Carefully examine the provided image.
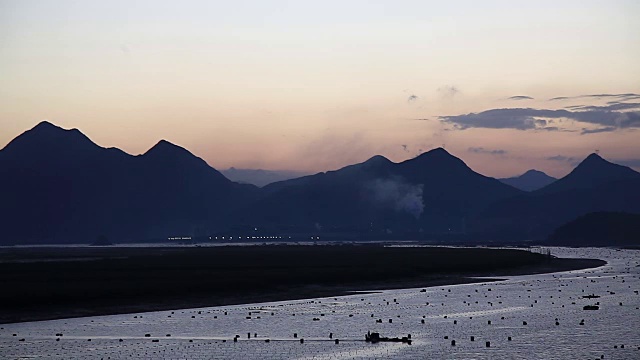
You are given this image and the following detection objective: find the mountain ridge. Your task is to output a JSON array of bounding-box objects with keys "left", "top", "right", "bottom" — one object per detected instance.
[
  {"left": 0, "top": 122, "right": 259, "bottom": 244},
  {"left": 2, "top": 122, "right": 639, "bottom": 244}
]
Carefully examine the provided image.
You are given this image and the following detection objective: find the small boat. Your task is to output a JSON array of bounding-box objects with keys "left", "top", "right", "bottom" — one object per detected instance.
[
  {"left": 365, "top": 331, "right": 412, "bottom": 344},
  {"left": 582, "top": 294, "right": 600, "bottom": 299}
]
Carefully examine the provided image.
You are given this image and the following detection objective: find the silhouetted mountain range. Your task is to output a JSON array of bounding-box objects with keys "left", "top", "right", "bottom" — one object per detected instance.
[
  {"left": 1, "top": 122, "right": 639, "bottom": 245},
  {"left": 474, "top": 153, "right": 640, "bottom": 241},
  {"left": 499, "top": 170, "right": 556, "bottom": 191},
  {"left": 0, "top": 122, "right": 258, "bottom": 244},
  {"left": 251, "top": 148, "right": 520, "bottom": 235}
]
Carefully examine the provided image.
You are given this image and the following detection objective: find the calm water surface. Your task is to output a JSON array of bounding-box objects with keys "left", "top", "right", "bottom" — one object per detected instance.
[{"left": 1, "top": 247, "right": 638, "bottom": 359}]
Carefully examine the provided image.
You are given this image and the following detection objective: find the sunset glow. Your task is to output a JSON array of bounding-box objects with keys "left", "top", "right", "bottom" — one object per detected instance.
[{"left": 2, "top": 0, "right": 639, "bottom": 177}]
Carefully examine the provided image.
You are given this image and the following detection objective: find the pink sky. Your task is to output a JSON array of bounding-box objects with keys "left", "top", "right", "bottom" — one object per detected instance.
[{"left": 1, "top": 1, "right": 639, "bottom": 177}]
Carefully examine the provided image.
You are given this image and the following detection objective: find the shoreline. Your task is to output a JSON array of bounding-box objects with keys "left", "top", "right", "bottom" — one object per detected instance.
[{"left": 0, "top": 246, "right": 605, "bottom": 324}]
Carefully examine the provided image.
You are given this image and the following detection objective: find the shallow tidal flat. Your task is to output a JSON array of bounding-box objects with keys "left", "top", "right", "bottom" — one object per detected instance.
[
  {"left": 1, "top": 247, "right": 639, "bottom": 359},
  {"left": 0, "top": 245, "right": 601, "bottom": 324}
]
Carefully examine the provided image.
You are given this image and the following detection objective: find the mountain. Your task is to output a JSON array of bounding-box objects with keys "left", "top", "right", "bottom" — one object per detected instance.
[
  {"left": 0, "top": 122, "right": 259, "bottom": 244},
  {"left": 249, "top": 148, "right": 522, "bottom": 235},
  {"left": 499, "top": 169, "right": 556, "bottom": 191},
  {"left": 3, "top": 122, "right": 639, "bottom": 245},
  {"left": 537, "top": 153, "right": 640, "bottom": 194},
  {"left": 221, "top": 168, "right": 310, "bottom": 187},
  {"left": 547, "top": 212, "right": 640, "bottom": 247},
  {"left": 473, "top": 154, "right": 640, "bottom": 241}
]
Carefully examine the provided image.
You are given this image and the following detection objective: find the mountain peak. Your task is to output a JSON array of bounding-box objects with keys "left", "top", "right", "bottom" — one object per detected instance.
[
  {"left": 574, "top": 153, "right": 615, "bottom": 172},
  {"left": 537, "top": 153, "right": 640, "bottom": 193},
  {"left": 581, "top": 152, "right": 605, "bottom": 164},
  {"left": 431, "top": 147, "right": 449, "bottom": 153},
  {"left": 499, "top": 169, "right": 556, "bottom": 191},
  {"left": 364, "top": 155, "right": 391, "bottom": 165},
  {"left": 411, "top": 147, "right": 455, "bottom": 160},
  {"left": 26, "top": 121, "right": 89, "bottom": 140},
  {"left": 155, "top": 139, "right": 175, "bottom": 148},
  {"left": 421, "top": 147, "right": 449, "bottom": 156},
  {"left": 522, "top": 169, "right": 545, "bottom": 176},
  {"left": 145, "top": 139, "right": 187, "bottom": 155},
  {"left": 32, "top": 120, "right": 59, "bottom": 130},
  {"left": 142, "top": 139, "right": 218, "bottom": 172},
  {"left": 405, "top": 147, "right": 461, "bottom": 166},
  {"left": 29, "top": 121, "right": 86, "bottom": 138},
  {"left": 1, "top": 121, "right": 97, "bottom": 155}
]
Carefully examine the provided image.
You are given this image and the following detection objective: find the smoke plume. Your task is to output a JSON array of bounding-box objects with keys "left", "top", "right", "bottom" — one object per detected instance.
[{"left": 365, "top": 177, "right": 424, "bottom": 219}]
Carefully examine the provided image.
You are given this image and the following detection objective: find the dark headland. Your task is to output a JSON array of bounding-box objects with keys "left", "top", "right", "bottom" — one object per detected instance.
[{"left": 0, "top": 245, "right": 604, "bottom": 324}]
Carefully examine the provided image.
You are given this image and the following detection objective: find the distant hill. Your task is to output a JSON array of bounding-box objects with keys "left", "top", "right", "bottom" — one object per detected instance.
[
  {"left": 0, "top": 121, "right": 258, "bottom": 244},
  {"left": 221, "top": 168, "right": 309, "bottom": 187},
  {"left": 499, "top": 169, "right": 556, "bottom": 191},
  {"left": 474, "top": 154, "right": 640, "bottom": 241},
  {"left": 547, "top": 212, "right": 640, "bottom": 246},
  {"left": 250, "top": 148, "right": 522, "bottom": 235}
]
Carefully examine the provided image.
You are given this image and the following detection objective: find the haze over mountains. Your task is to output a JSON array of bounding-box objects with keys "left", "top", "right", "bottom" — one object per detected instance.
[
  {"left": 221, "top": 168, "right": 310, "bottom": 187},
  {"left": 499, "top": 170, "right": 557, "bottom": 191},
  {"left": 1, "top": 122, "right": 639, "bottom": 245}
]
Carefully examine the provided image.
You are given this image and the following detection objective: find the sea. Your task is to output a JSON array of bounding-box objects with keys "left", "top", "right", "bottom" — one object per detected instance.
[{"left": 1, "top": 247, "right": 638, "bottom": 359}]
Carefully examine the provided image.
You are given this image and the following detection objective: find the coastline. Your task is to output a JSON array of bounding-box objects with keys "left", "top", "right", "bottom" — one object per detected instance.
[{"left": 0, "top": 246, "right": 605, "bottom": 324}]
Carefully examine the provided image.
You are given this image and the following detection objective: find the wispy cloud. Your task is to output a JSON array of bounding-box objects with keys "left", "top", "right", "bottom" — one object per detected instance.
[
  {"left": 438, "top": 85, "right": 459, "bottom": 97},
  {"left": 439, "top": 107, "right": 640, "bottom": 133},
  {"left": 468, "top": 147, "right": 507, "bottom": 155},
  {"left": 538, "top": 126, "right": 565, "bottom": 132},
  {"left": 507, "top": 95, "right": 534, "bottom": 100},
  {"left": 568, "top": 102, "right": 640, "bottom": 112},
  {"left": 547, "top": 155, "right": 575, "bottom": 162},
  {"left": 580, "top": 126, "right": 617, "bottom": 135},
  {"left": 549, "top": 93, "right": 640, "bottom": 101},
  {"left": 407, "top": 94, "right": 418, "bottom": 103},
  {"left": 612, "top": 158, "right": 640, "bottom": 169}
]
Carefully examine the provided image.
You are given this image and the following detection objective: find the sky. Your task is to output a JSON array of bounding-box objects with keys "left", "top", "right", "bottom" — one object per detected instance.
[{"left": 1, "top": 0, "right": 639, "bottom": 177}]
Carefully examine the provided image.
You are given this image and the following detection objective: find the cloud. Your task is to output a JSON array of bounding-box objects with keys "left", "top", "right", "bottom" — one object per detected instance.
[
  {"left": 537, "top": 126, "right": 564, "bottom": 132},
  {"left": 468, "top": 147, "right": 507, "bottom": 155},
  {"left": 120, "top": 44, "right": 131, "bottom": 54},
  {"left": 549, "top": 93, "right": 640, "bottom": 101},
  {"left": 440, "top": 108, "right": 559, "bottom": 130},
  {"left": 439, "top": 107, "right": 640, "bottom": 132},
  {"left": 580, "top": 126, "right": 617, "bottom": 135},
  {"left": 612, "top": 158, "right": 640, "bottom": 169},
  {"left": 508, "top": 95, "right": 534, "bottom": 100},
  {"left": 438, "top": 85, "right": 459, "bottom": 97},
  {"left": 365, "top": 177, "right": 424, "bottom": 219},
  {"left": 569, "top": 103, "right": 640, "bottom": 112},
  {"left": 407, "top": 94, "right": 418, "bottom": 103},
  {"left": 547, "top": 155, "right": 575, "bottom": 162}
]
